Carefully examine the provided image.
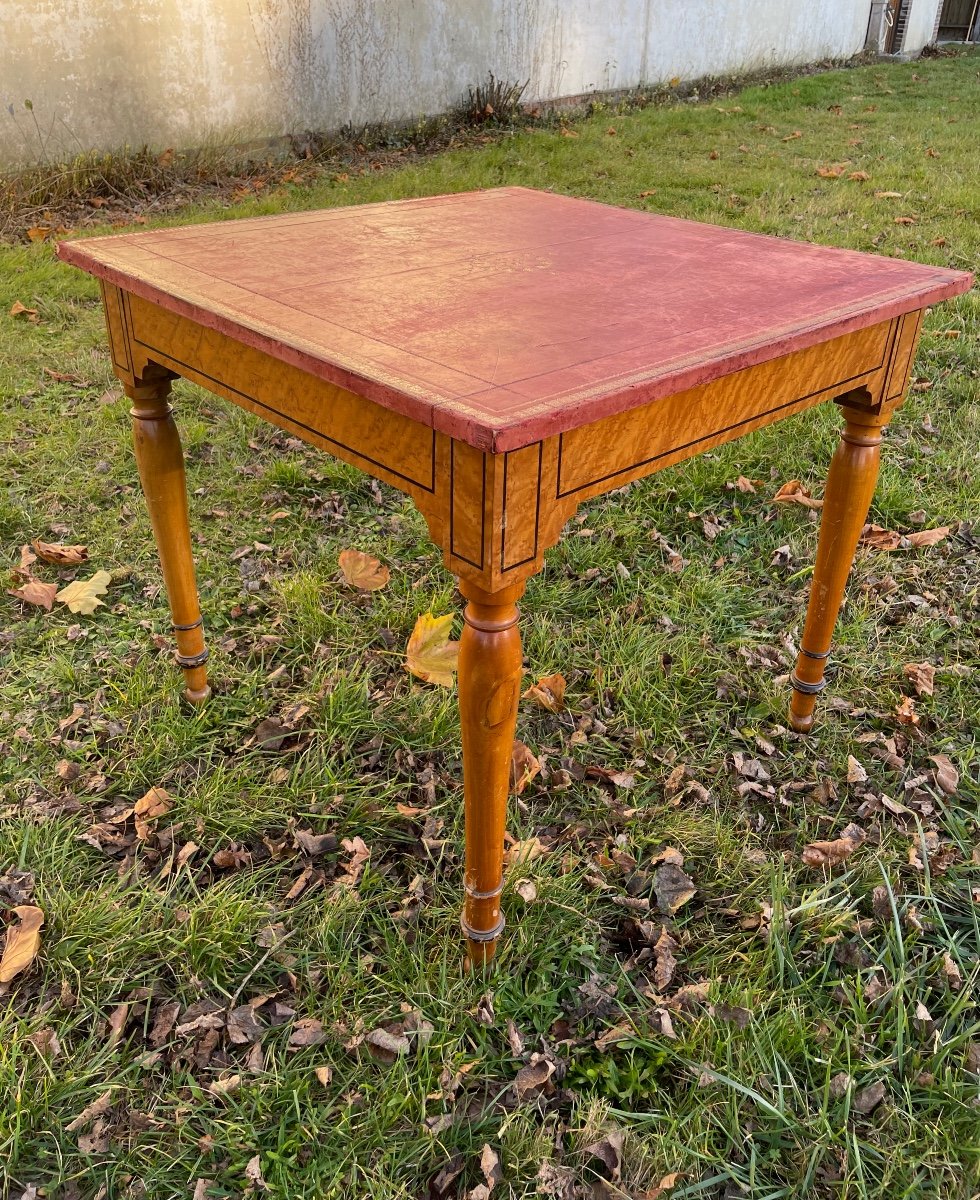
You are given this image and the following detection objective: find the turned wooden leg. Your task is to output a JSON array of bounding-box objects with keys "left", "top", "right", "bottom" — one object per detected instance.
[
  {"left": 458, "top": 578, "right": 525, "bottom": 967},
  {"left": 789, "top": 404, "right": 887, "bottom": 733},
  {"left": 127, "top": 376, "right": 210, "bottom": 705}
]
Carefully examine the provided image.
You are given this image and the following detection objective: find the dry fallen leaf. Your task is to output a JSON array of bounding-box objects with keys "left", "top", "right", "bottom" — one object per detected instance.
[
  {"left": 9, "top": 300, "right": 39, "bottom": 321},
  {"left": 55, "top": 569, "right": 111, "bottom": 615},
  {"left": 0, "top": 905, "right": 45, "bottom": 982},
  {"left": 504, "top": 836, "right": 548, "bottom": 866},
  {"left": 510, "top": 741, "right": 540, "bottom": 795},
  {"left": 133, "top": 786, "right": 172, "bottom": 840},
  {"left": 32, "top": 539, "right": 89, "bottom": 566},
  {"left": 852, "top": 1079, "right": 887, "bottom": 1114},
  {"left": 802, "top": 822, "right": 866, "bottom": 868},
  {"left": 8, "top": 578, "right": 58, "bottom": 610},
  {"left": 929, "top": 753, "right": 958, "bottom": 796},
  {"left": 906, "top": 526, "right": 950, "bottom": 547},
  {"left": 903, "top": 662, "right": 935, "bottom": 697},
  {"left": 522, "top": 673, "right": 566, "bottom": 713},
  {"left": 860, "top": 524, "right": 903, "bottom": 550},
  {"left": 849, "top": 170, "right": 870, "bottom": 181},
  {"left": 405, "top": 612, "right": 459, "bottom": 687},
  {"left": 846, "top": 756, "right": 868, "bottom": 784},
  {"left": 894, "top": 696, "right": 919, "bottom": 727},
  {"left": 337, "top": 548, "right": 390, "bottom": 592},
  {"left": 653, "top": 863, "right": 696, "bottom": 914},
  {"left": 773, "top": 480, "right": 823, "bottom": 509}
]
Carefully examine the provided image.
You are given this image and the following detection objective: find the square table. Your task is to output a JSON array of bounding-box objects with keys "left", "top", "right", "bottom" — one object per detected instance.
[{"left": 58, "top": 187, "right": 971, "bottom": 965}]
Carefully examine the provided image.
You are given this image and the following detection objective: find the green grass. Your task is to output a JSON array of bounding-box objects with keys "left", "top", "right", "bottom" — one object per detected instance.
[{"left": 2, "top": 52, "right": 979, "bottom": 1200}]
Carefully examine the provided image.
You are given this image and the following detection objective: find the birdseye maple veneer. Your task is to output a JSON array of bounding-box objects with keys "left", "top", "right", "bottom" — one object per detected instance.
[{"left": 58, "top": 187, "right": 971, "bottom": 964}]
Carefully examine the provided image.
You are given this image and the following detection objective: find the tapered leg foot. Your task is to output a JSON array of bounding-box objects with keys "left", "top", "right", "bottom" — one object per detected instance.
[
  {"left": 127, "top": 376, "right": 210, "bottom": 705},
  {"left": 457, "top": 579, "right": 525, "bottom": 967},
  {"left": 789, "top": 405, "right": 887, "bottom": 732}
]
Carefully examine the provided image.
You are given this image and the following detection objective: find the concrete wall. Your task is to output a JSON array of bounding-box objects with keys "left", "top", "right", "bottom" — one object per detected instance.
[{"left": 0, "top": 0, "right": 943, "bottom": 168}]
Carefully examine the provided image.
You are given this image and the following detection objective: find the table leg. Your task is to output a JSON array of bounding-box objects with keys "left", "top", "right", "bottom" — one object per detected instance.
[
  {"left": 457, "top": 578, "right": 525, "bottom": 967},
  {"left": 789, "top": 404, "right": 887, "bottom": 732},
  {"left": 127, "top": 377, "right": 211, "bottom": 705}
]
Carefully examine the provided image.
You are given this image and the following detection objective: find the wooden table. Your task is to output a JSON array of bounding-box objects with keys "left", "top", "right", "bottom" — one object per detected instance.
[{"left": 58, "top": 188, "right": 971, "bottom": 964}]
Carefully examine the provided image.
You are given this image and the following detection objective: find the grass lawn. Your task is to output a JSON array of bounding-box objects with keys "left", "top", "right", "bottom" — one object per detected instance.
[{"left": 1, "top": 50, "right": 978, "bottom": 1200}]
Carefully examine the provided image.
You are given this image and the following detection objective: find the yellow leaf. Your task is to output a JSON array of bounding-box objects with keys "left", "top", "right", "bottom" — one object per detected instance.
[
  {"left": 522, "top": 673, "right": 566, "bottom": 713},
  {"left": 0, "top": 905, "right": 45, "bottom": 983},
  {"left": 404, "top": 612, "right": 459, "bottom": 687},
  {"left": 27, "top": 226, "right": 51, "bottom": 242},
  {"left": 55, "top": 569, "right": 111, "bottom": 614},
  {"left": 32, "top": 539, "right": 88, "bottom": 565},
  {"left": 338, "top": 548, "right": 390, "bottom": 591}
]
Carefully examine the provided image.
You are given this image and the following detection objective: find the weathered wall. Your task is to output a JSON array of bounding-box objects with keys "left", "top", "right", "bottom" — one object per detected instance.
[{"left": 0, "top": 0, "right": 943, "bottom": 167}]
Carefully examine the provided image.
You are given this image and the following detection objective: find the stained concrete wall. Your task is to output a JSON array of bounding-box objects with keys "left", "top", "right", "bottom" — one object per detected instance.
[{"left": 0, "top": 0, "right": 943, "bottom": 167}]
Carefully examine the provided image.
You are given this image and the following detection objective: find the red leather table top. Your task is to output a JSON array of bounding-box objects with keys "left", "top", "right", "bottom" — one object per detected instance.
[{"left": 59, "top": 187, "right": 972, "bottom": 452}]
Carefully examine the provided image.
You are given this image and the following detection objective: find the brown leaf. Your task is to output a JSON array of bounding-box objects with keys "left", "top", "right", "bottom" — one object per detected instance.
[
  {"left": 55, "top": 569, "right": 111, "bottom": 615},
  {"left": 513, "top": 1055, "right": 555, "bottom": 1097},
  {"left": 846, "top": 756, "right": 868, "bottom": 784},
  {"left": 653, "top": 926, "right": 678, "bottom": 991},
  {"left": 522, "top": 673, "right": 566, "bottom": 713},
  {"left": 781, "top": 130, "right": 802, "bottom": 141},
  {"left": 337, "top": 548, "right": 390, "bottom": 591},
  {"left": 735, "top": 475, "right": 758, "bottom": 493},
  {"left": 852, "top": 1079, "right": 887, "bottom": 1114},
  {"left": 292, "top": 828, "right": 338, "bottom": 856},
  {"left": 894, "top": 696, "right": 919, "bottom": 727},
  {"left": 65, "top": 1089, "right": 113, "bottom": 1132},
  {"left": 653, "top": 863, "right": 696, "bottom": 914},
  {"left": 289, "top": 1018, "right": 327, "bottom": 1048},
  {"left": 642, "top": 1173, "right": 683, "bottom": 1199},
  {"left": 816, "top": 163, "right": 846, "bottom": 178},
  {"left": 480, "top": 1144, "right": 503, "bottom": 1191},
  {"left": 860, "top": 523, "right": 903, "bottom": 550},
  {"left": 510, "top": 741, "right": 541, "bottom": 795},
  {"left": 893, "top": 215, "right": 917, "bottom": 225},
  {"left": 906, "top": 526, "right": 950, "bottom": 547},
  {"left": 903, "top": 662, "right": 935, "bottom": 697},
  {"left": 802, "top": 822, "right": 866, "bottom": 868},
  {"left": 32, "top": 539, "right": 88, "bottom": 566},
  {"left": 875, "top": 190, "right": 903, "bottom": 199},
  {"left": 929, "top": 753, "right": 958, "bottom": 796},
  {"left": 8, "top": 578, "right": 58, "bottom": 610},
  {"left": 773, "top": 479, "right": 823, "bottom": 509},
  {"left": 515, "top": 879, "right": 538, "bottom": 902},
  {"left": 134, "top": 786, "right": 172, "bottom": 840},
  {"left": 404, "top": 612, "right": 459, "bottom": 687},
  {"left": 504, "top": 836, "right": 548, "bottom": 866},
  {"left": 9, "top": 300, "right": 39, "bottom": 321},
  {"left": 0, "top": 905, "right": 45, "bottom": 982},
  {"left": 585, "top": 1130, "right": 624, "bottom": 1180},
  {"left": 364, "top": 1025, "right": 410, "bottom": 1063}
]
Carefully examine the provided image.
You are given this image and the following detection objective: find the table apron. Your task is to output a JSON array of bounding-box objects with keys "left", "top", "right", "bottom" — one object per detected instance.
[{"left": 554, "top": 316, "right": 914, "bottom": 500}]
